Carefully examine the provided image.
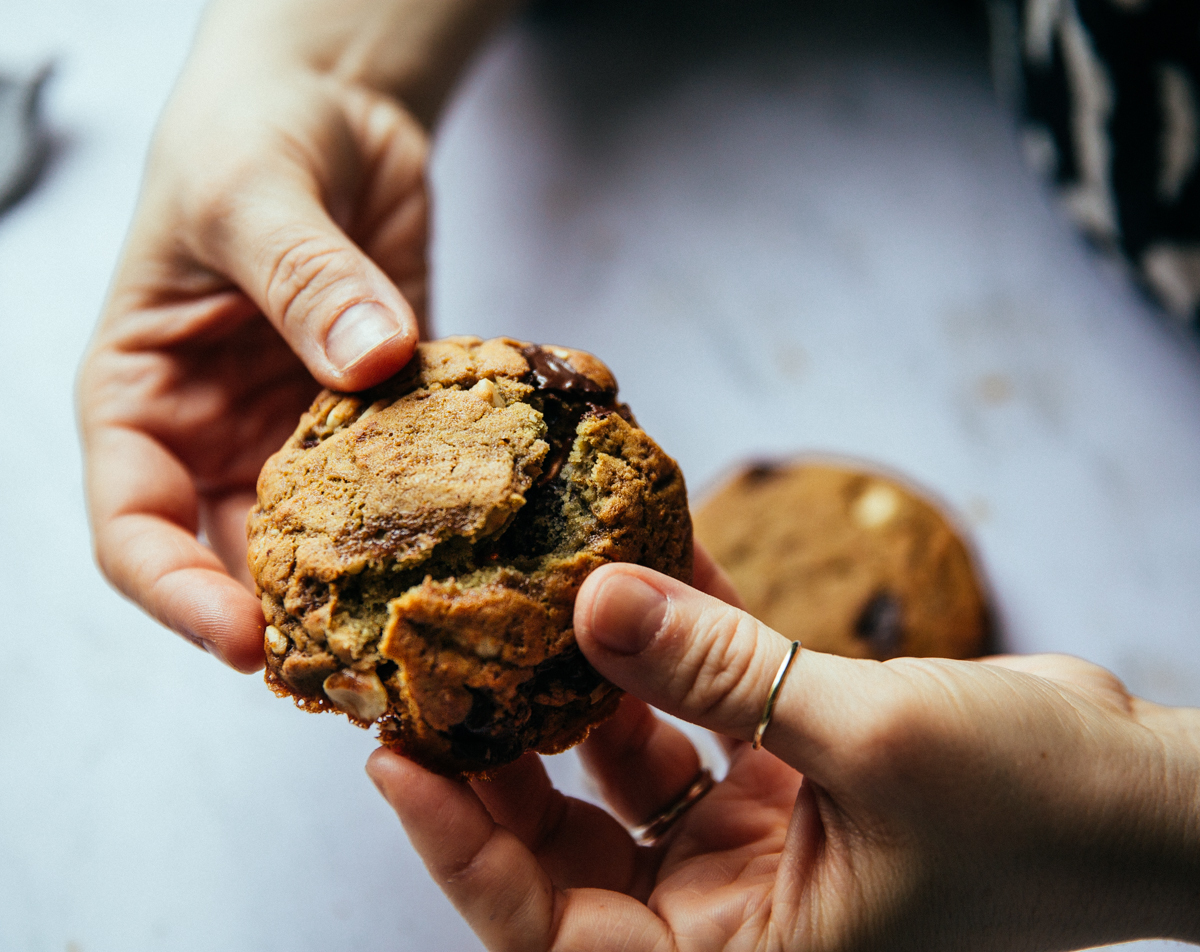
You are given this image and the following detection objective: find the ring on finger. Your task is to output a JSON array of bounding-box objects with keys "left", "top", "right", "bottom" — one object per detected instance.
[
  {"left": 753, "top": 640, "right": 801, "bottom": 750},
  {"left": 629, "top": 767, "right": 716, "bottom": 846}
]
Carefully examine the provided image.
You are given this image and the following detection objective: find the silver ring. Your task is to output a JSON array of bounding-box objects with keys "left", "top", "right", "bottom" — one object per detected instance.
[
  {"left": 753, "top": 641, "right": 800, "bottom": 750},
  {"left": 630, "top": 768, "right": 716, "bottom": 846}
]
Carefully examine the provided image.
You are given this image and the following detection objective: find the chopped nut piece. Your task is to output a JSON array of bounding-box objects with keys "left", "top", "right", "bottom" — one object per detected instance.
[
  {"left": 357, "top": 399, "right": 388, "bottom": 423},
  {"left": 325, "top": 397, "right": 360, "bottom": 431},
  {"left": 469, "top": 377, "right": 505, "bottom": 408},
  {"left": 265, "top": 625, "right": 289, "bottom": 656},
  {"left": 323, "top": 669, "right": 389, "bottom": 722},
  {"left": 853, "top": 483, "right": 900, "bottom": 529},
  {"left": 474, "top": 636, "right": 502, "bottom": 659}
]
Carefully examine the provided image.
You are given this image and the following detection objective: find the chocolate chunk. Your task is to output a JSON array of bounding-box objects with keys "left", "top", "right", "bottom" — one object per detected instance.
[
  {"left": 448, "top": 691, "right": 522, "bottom": 765},
  {"left": 294, "top": 577, "right": 330, "bottom": 613},
  {"left": 521, "top": 344, "right": 611, "bottom": 395},
  {"left": 855, "top": 592, "right": 904, "bottom": 657},
  {"left": 447, "top": 726, "right": 518, "bottom": 766},
  {"left": 522, "top": 645, "right": 605, "bottom": 697},
  {"left": 460, "top": 689, "right": 497, "bottom": 733},
  {"left": 535, "top": 443, "right": 571, "bottom": 487},
  {"left": 743, "top": 461, "right": 782, "bottom": 484},
  {"left": 529, "top": 393, "right": 587, "bottom": 487},
  {"left": 376, "top": 660, "right": 398, "bottom": 682},
  {"left": 583, "top": 401, "right": 635, "bottom": 423}
]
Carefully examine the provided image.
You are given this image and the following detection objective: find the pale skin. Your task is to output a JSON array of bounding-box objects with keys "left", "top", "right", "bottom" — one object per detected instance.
[
  {"left": 371, "top": 554, "right": 1200, "bottom": 951},
  {"left": 77, "top": 1, "right": 1200, "bottom": 948},
  {"left": 78, "top": 0, "right": 520, "bottom": 669}
]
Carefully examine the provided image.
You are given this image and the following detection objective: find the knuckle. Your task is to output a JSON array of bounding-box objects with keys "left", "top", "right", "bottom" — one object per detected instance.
[
  {"left": 527, "top": 792, "right": 571, "bottom": 857},
  {"left": 177, "top": 152, "right": 261, "bottom": 241},
  {"left": 678, "top": 607, "right": 763, "bottom": 724},
  {"left": 168, "top": 157, "right": 272, "bottom": 273},
  {"left": 262, "top": 233, "right": 348, "bottom": 329}
]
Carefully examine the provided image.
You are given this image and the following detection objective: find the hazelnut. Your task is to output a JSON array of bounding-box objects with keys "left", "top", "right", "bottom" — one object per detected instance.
[
  {"left": 323, "top": 669, "right": 389, "bottom": 722},
  {"left": 264, "top": 625, "right": 289, "bottom": 656}
]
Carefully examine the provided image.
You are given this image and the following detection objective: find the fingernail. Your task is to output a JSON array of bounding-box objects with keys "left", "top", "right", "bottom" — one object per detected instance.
[
  {"left": 589, "top": 573, "right": 668, "bottom": 655},
  {"left": 325, "top": 302, "right": 401, "bottom": 371}
]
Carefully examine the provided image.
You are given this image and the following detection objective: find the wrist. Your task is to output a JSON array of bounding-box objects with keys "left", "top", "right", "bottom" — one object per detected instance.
[
  {"left": 1135, "top": 704, "right": 1200, "bottom": 943},
  {"left": 997, "top": 696, "right": 1200, "bottom": 950},
  {"left": 197, "top": 0, "right": 523, "bottom": 126}
]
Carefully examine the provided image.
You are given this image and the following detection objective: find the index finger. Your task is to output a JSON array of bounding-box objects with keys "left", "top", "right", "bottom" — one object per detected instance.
[
  {"left": 692, "top": 539, "right": 745, "bottom": 609},
  {"left": 85, "top": 421, "right": 265, "bottom": 672},
  {"left": 367, "top": 749, "right": 672, "bottom": 952}
]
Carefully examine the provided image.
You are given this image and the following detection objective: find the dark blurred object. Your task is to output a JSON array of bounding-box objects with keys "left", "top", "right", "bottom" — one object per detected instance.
[
  {"left": 517, "top": 0, "right": 989, "bottom": 164},
  {"left": 528, "top": 0, "right": 986, "bottom": 56},
  {"left": 991, "top": 0, "right": 1200, "bottom": 325},
  {"left": 0, "top": 63, "right": 53, "bottom": 214}
]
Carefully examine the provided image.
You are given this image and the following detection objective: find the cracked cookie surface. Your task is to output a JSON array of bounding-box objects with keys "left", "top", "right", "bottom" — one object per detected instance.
[{"left": 247, "top": 336, "right": 692, "bottom": 776}]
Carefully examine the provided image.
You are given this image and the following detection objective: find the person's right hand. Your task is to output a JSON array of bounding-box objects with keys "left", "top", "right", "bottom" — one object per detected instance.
[
  {"left": 372, "top": 561, "right": 1200, "bottom": 951},
  {"left": 77, "top": 2, "right": 432, "bottom": 671}
]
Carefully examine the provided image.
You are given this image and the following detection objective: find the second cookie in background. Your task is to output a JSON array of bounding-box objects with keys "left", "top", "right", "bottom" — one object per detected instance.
[{"left": 694, "top": 461, "right": 992, "bottom": 660}]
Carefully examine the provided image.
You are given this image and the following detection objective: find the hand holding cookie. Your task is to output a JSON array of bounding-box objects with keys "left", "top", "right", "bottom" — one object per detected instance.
[
  {"left": 77, "top": 0, "right": 449, "bottom": 670},
  {"left": 369, "top": 557, "right": 1200, "bottom": 952}
]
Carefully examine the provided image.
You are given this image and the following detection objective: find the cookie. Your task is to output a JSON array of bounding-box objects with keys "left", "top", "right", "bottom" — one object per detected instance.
[
  {"left": 247, "top": 336, "right": 692, "bottom": 777},
  {"left": 693, "top": 461, "right": 990, "bottom": 660}
]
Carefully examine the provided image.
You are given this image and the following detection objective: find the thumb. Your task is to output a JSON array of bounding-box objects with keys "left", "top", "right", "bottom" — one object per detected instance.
[
  {"left": 209, "top": 173, "right": 418, "bottom": 390},
  {"left": 574, "top": 563, "right": 890, "bottom": 779}
]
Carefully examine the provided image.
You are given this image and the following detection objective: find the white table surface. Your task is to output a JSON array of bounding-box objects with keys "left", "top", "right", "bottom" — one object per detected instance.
[{"left": 1, "top": 1, "right": 1197, "bottom": 949}]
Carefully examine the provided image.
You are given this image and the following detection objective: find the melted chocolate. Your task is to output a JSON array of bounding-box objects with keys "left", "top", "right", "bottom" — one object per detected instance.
[
  {"left": 521, "top": 344, "right": 612, "bottom": 395},
  {"left": 517, "top": 345, "right": 634, "bottom": 487},
  {"left": 854, "top": 591, "right": 905, "bottom": 657},
  {"left": 375, "top": 660, "right": 398, "bottom": 682},
  {"left": 584, "top": 402, "right": 637, "bottom": 425},
  {"left": 532, "top": 399, "right": 633, "bottom": 488},
  {"left": 447, "top": 690, "right": 522, "bottom": 766},
  {"left": 536, "top": 445, "right": 571, "bottom": 487},
  {"left": 293, "top": 576, "right": 330, "bottom": 613},
  {"left": 472, "top": 346, "right": 635, "bottom": 567},
  {"left": 528, "top": 392, "right": 580, "bottom": 487},
  {"left": 521, "top": 644, "right": 605, "bottom": 697}
]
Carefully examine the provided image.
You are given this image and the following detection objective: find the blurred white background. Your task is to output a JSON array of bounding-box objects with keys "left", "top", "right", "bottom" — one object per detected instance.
[{"left": 1, "top": 0, "right": 1197, "bottom": 949}]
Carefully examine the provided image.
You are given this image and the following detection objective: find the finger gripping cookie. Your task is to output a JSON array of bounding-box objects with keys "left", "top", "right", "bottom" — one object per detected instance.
[{"left": 247, "top": 336, "right": 692, "bottom": 777}]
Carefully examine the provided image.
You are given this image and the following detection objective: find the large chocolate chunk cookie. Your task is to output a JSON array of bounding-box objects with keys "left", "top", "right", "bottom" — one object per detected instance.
[{"left": 247, "top": 336, "right": 692, "bottom": 777}]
